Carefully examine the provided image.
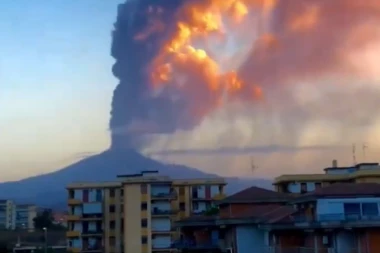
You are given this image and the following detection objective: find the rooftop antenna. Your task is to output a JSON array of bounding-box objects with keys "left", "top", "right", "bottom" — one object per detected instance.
[
  {"left": 250, "top": 157, "right": 257, "bottom": 174},
  {"left": 352, "top": 143, "right": 357, "bottom": 165},
  {"left": 363, "top": 142, "right": 368, "bottom": 161}
]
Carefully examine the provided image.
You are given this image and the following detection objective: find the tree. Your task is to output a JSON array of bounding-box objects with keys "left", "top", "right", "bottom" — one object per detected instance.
[
  {"left": 33, "top": 209, "right": 54, "bottom": 230},
  {"left": 204, "top": 206, "right": 219, "bottom": 216}
]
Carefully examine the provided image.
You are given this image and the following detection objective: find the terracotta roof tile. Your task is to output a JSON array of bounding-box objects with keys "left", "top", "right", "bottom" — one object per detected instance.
[{"left": 219, "top": 186, "right": 292, "bottom": 204}]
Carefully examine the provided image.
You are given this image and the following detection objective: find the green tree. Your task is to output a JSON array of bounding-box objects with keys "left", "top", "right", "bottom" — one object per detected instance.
[
  {"left": 33, "top": 209, "right": 54, "bottom": 230},
  {"left": 204, "top": 206, "right": 219, "bottom": 216}
]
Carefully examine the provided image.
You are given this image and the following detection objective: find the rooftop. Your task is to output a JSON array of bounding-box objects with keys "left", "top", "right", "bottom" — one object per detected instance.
[{"left": 218, "top": 186, "right": 291, "bottom": 205}]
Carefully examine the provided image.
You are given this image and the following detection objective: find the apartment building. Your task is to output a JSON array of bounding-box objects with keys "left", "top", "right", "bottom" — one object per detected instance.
[
  {"left": 176, "top": 183, "right": 380, "bottom": 253},
  {"left": 0, "top": 199, "right": 15, "bottom": 229},
  {"left": 15, "top": 204, "right": 38, "bottom": 231},
  {"left": 66, "top": 171, "right": 226, "bottom": 253},
  {"left": 274, "top": 160, "right": 380, "bottom": 194}
]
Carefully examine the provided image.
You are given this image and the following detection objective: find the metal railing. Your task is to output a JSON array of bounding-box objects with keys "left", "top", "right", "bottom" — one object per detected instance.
[
  {"left": 151, "top": 192, "right": 177, "bottom": 198},
  {"left": 172, "top": 240, "right": 219, "bottom": 250},
  {"left": 151, "top": 208, "right": 177, "bottom": 215}
]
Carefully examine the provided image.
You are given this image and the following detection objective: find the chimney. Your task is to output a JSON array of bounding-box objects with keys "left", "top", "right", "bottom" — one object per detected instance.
[{"left": 332, "top": 159, "right": 338, "bottom": 168}]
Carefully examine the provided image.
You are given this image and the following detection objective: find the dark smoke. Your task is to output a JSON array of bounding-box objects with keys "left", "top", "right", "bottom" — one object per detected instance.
[{"left": 110, "top": 0, "right": 186, "bottom": 149}]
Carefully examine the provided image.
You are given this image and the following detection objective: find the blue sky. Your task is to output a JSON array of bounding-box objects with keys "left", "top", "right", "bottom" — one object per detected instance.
[{"left": 0, "top": 0, "right": 123, "bottom": 180}]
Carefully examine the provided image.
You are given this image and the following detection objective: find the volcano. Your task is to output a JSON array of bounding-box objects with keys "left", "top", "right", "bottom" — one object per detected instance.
[{"left": 0, "top": 149, "right": 271, "bottom": 209}]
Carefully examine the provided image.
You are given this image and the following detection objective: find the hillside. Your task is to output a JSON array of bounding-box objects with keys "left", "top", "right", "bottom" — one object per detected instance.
[{"left": 0, "top": 149, "right": 272, "bottom": 209}]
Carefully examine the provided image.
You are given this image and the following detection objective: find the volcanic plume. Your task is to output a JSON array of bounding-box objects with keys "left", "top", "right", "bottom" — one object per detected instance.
[{"left": 110, "top": 0, "right": 380, "bottom": 151}]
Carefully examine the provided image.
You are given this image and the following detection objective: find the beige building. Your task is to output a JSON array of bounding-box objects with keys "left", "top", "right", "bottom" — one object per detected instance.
[
  {"left": 15, "top": 204, "right": 38, "bottom": 231},
  {"left": 274, "top": 160, "right": 380, "bottom": 194},
  {"left": 66, "top": 171, "right": 226, "bottom": 253}
]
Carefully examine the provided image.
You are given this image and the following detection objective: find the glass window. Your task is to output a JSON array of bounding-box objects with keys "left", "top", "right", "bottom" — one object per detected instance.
[
  {"left": 141, "top": 184, "right": 147, "bottom": 194},
  {"left": 141, "top": 236, "right": 148, "bottom": 244},
  {"left": 344, "top": 203, "right": 360, "bottom": 216},
  {"left": 362, "top": 203, "right": 379, "bottom": 216},
  {"left": 141, "top": 202, "right": 147, "bottom": 210}
]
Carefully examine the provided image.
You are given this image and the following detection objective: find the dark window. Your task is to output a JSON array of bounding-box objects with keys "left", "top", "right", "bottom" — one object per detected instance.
[
  {"left": 180, "top": 202, "right": 185, "bottom": 211},
  {"left": 344, "top": 203, "right": 361, "bottom": 218},
  {"left": 362, "top": 203, "right": 379, "bottom": 216},
  {"left": 110, "top": 221, "right": 115, "bottom": 229},
  {"left": 300, "top": 183, "right": 307, "bottom": 194},
  {"left": 192, "top": 187, "right": 199, "bottom": 198},
  {"left": 121, "top": 204, "right": 124, "bottom": 213},
  {"left": 141, "top": 219, "right": 148, "bottom": 227},
  {"left": 141, "top": 236, "right": 148, "bottom": 244},
  {"left": 179, "top": 187, "right": 185, "bottom": 196},
  {"left": 96, "top": 189, "right": 102, "bottom": 201},
  {"left": 315, "top": 182, "right": 322, "bottom": 189},
  {"left": 109, "top": 205, "right": 115, "bottom": 213},
  {"left": 110, "top": 189, "right": 115, "bottom": 198},
  {"left": 141, "top": 184, "right": 147, "bottom": 194},
  {"left": 121, "top": 218, "right": 124, "bottom": 232},
  {"left": 141, "top": 202, "right": 147, "bottom": 210},
  {"left": 120, "top": 189, "right": 124, "bottom": 196}
]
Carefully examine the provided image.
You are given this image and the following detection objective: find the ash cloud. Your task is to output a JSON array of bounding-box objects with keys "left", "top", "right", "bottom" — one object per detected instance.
[
  {"left": 110, "top": 0, "right": 186, "bottom": 149},
  {"left": 110, "top": 0, "right": 380, "bottom": 153}
]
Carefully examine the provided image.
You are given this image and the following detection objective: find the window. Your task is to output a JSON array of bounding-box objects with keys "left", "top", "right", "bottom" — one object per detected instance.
[
  {"left": 110, "top": 221, "right": 115, "bottom": 229},
  {"left": 141, "top": 219, "right": 148, "bottom": 227},
  {"left": 109, "top": 205, "right": 115, "bottom": 213},
  {"left": 120, "top": 189, "right": 124, "bottom": 197},
  {"left": 179, "top": 187, "right": 185, "bottom": 196},
  {"left": 192, "top": 202, "right": 199, "bottom": 211},
  {"left": 141, "top": 202, "right": 147, "bottom": 210},
  {"left": 110, "top": 189, "right": 115, "bottom": 198},
  {"left": 96, "top": 189, "right": 102, "bottom": 201},
  {"left": 109, "top": 237, "right": 115, "bottom": 246},
  {"left": 344, "top": 203, "right": 361, "bottom": 218},
  {"left": 362, "top": 203, "right": 379, "bottom": 216},
  {"left": 180, "top": 202, "right": 186, "bottom": 211},
  {"left": 315, "top": 182, "right": 322, "bottom": 189},
  {"left": 121, "top": 218, "right": 124, "bottom": 232},
  {"left": 141, "top": 184, "right": 147, "bottom": 194},
  {"left": 141, "top": 236, "right": 148, "bottom": 244},
  {"left": 300, "top": 183, "right": 307, "bottom": 194},
  {"left": 121, "top": 204, "right": 124, "bottom": 213}
]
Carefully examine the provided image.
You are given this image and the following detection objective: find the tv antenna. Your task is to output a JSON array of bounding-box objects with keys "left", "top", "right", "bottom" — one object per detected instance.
[
  {"left": 352, "top": 144, "right": 357, "bottom": 165},
  {"left": 363, "top": 142, "right": 368, "bottom": 161},
  {"left": 250, "top": 157, "right": 257, "bottom": 174}
]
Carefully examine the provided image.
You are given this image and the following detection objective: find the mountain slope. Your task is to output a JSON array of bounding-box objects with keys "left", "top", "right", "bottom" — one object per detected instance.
[{"left": 0, "top": 149, "right": 271, "bottom": 209}]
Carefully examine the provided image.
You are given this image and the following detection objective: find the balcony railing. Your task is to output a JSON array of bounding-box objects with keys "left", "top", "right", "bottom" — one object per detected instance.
[
  {"left": 152, "top": 243, "right": 174, "bottom": 249},
  {"left": 82, "top": 229, "right": 103, "bottom": 235},
  {"left": 151, "top": 192, "right": 177, "bottom": 199},
  {"left": 172, "top": 240, "right": 219, "bottom": 250},
  {"left": 289, "top": 213, "right": 380, "bottom": 223},
  {"left": 151, "top": 208, "right": 178, "bottom": 215}
]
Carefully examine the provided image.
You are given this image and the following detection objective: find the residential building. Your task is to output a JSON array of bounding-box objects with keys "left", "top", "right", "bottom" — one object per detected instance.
[
  {"left": 0, "top": 199, "right": 16, "bottom": 229},
  {"left": 176, "top": 183, "right": 380, "bottom": 253},
  {"left": 175, "top": 186, "right": 293, "bottom": 253},
  {"left": 66, "top": 170, "right": 226, "bottom": 253},
  {"left": 274, "top": 160, "right": 380, "bottom": 194},
  {"left": 15, "top": 204, "right": 38, "bottom": 231}
]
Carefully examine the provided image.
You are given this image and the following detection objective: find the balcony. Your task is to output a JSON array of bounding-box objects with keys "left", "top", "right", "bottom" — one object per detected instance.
[
  {"left": 82, "top": 229, "right": 103, "bottom": 237},
  {"left": 318, "top": 213, "right": 380, "bottom": 222},
  {"left": 81, "top": 214, "right": 102, "bottom": 221},
  {"left": 172, "top": 240, "right": 219, "bottom": 250},
  {"left": 151, "top": 192, "right": 177, "bottom": 200},
  {"left": 212, "top": 193, "right": 226, "bottom": 200},
  {"left": 152, "top": 243, "right": 175, "bottom": 251},
  {"left": 68, "top": 199, "right": 82, "bottom": 205},
  {"left": 67, "top": 247, "right": 81, "bottom": 253},
  {"left": 152, "top": 228, "right": 177, "bottom": 234},
  {"left": 66, "top": 230, "right": 81, "bottom": 237},
  {"left": 66, "top": 215, "right": 81, "bottom": 221},
  {"left": 151, "top": 208, "right": 178, "bottom": 216}
]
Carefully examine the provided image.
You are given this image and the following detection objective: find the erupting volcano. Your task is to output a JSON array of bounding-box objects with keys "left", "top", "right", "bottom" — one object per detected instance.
[{"left": 110, "top": 0, "right": 380, "bottom": 150}]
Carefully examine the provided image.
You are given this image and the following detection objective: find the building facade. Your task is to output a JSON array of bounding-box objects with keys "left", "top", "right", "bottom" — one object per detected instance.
[
  {"left": 274, "top": 161, "right": 380, "bottom": 194},
  {"left": 0, "top": 199, "right": 16, "bottom": 229},
  {"left": 15, "top": 204, "right": 38, "bottom": 231},
  {"left": 66, "top": 171, "right": 226, "bottom": 253},
  {"left": 176, "top": 182, "right": 380, "bottom": 253}
]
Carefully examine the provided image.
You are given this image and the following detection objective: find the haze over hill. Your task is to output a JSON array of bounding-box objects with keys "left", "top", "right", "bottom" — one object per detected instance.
[{"left": 0, "top": 149, "right": 271, "bottom": 209}]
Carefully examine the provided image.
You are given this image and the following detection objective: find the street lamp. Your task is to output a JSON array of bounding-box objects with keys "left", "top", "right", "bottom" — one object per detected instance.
[{"left": 43, "top": 227, "right": 47, "bottom": 253}]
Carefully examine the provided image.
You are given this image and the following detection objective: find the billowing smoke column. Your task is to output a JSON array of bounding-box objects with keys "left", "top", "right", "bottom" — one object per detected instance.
[
  {"left": 110, "top": 0, "right": 186, "bottom": 149},
  {"left": 110, "top": 0, "right": 380, "bottom": 150}
]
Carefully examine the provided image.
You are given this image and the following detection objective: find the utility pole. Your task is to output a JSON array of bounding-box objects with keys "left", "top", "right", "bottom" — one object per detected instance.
[
  {"left": 352, "top": 144, "right": 357, "bottom": 165},
  {"left": 250, "top": 157, "right": 257, "bottom": 174}
]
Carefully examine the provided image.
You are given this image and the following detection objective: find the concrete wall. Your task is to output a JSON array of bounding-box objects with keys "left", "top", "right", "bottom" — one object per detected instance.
[{"left": 124, "top": 184, "right": 143, "bottom": 253}]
